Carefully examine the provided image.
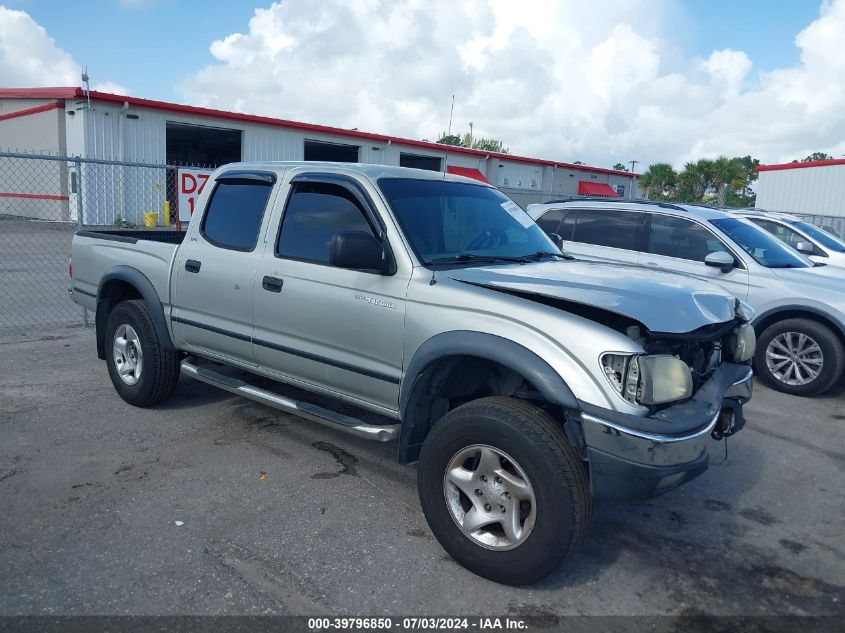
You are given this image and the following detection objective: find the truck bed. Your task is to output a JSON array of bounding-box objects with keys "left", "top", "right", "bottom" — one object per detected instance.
[
  {"left": 70, "top": 229, "right": 185, "bottom": 312},
  {"left": 76, "top": 229, "right": 187, "bottom": 244}
]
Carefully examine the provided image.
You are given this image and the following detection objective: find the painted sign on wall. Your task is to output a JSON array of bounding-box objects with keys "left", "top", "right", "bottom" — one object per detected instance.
[{"left": 177, "top": 168, "right": 213, "bottom": 222}]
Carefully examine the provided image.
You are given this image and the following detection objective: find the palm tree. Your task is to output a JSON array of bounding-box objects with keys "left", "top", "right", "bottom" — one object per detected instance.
[
  {"left": 711, "top": 156, "right": 745, "bottom": 206},
  {"left": 677, "top": 159, "right": 715, "bottom": 202},
  {"left": 638, "top": 163, "right": 677, "bottom": 200}
]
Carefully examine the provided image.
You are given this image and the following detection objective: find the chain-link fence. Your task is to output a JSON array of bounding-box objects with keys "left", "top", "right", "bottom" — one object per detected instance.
[
  {"left": 0, "top": 151, "right": 209, "bottom": 334},
  {"left": 3, "top": 150, "right": 843, "bottom": 335}
]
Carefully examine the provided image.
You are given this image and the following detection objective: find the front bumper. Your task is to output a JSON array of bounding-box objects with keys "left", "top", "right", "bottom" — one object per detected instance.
[{"left": 577, "top": 362, "right": 753, "bottom": 501}]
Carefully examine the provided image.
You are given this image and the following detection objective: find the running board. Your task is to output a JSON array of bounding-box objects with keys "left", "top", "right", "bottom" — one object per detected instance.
[{"left": 180, "top": 359, "right": 400, "bottom": 442}]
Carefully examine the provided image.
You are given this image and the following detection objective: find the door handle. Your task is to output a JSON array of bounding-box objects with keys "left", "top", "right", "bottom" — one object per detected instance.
[
  {"left": 185, "top": 259, "right": 201, "bottom": 273},
  {"left": 262, "top": 275, "right": 284, "bottom": 293}
]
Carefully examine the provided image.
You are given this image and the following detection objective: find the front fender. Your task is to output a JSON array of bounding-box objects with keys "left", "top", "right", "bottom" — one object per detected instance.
[{"left": 397, "top": 331, "right": 579, "bottom": 463}]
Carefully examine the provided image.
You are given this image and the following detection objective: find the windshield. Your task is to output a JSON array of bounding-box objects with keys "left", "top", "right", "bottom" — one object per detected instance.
[
  {"left": 378, "top": 178, "right": 560, "bottom": 264},
  {"left": 710, "top": 218, "right": 813, "bottom": 268},
  {"left": 791, "top": 221, "right": 845, "bottom": 252}
]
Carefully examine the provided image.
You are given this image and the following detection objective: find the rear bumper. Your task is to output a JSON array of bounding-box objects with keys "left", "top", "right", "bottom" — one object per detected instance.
[{"left": 579, "top": 363, "right": 753, "bottom": 501}]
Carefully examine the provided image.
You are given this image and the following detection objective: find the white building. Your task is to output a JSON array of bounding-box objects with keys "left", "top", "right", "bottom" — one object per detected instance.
[
  {"left": 0, "top": 87, "right": 638, "bottom": 224},
  {"left": 756, "top": 159, "right": 845, "bottom": 218}
]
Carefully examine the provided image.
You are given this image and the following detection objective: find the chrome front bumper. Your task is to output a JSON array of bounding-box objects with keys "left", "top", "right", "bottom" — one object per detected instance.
[{"left": 579, "top": 364, "right": 753, "bottom": 501}]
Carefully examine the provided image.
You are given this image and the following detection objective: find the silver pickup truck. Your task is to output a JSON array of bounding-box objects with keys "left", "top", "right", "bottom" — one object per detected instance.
[{"left": 70, "top": 162, "right": 754, "bottom": 585}]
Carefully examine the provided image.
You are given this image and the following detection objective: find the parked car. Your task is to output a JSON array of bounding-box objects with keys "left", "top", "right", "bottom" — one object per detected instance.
[
  {"left": 70, "top": 164, "right": 754, "bottom": 585},
  {"left": 528, "top": 199, "right": 845, "bottom": 396},
  {"left": 730, "top": 209, "right": 845, "bottom": 267}
]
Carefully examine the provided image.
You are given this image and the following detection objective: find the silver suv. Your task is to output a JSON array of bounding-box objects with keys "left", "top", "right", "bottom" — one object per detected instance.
[
  {"left": 731, "top": 209, "right": 845, "bottom": 267},
  {"left": 529, "top": 199, "right": 845, "bottom": 396}
]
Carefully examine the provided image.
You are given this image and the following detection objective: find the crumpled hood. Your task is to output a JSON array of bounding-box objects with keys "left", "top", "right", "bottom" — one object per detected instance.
[{"left": 446, "top": 260, "right": 739, "bottom": 333}]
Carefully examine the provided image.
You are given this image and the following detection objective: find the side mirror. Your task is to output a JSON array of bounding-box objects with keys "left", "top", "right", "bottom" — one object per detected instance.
[
  {"left": 548, "top": 233, "right": 564, "bottom": 249},
  {"left": 329, "top": 231, "right": 386, "bottom": 272},
  {"left": 704, "top": 250, "right": 735, "bottom": 273},
  {"left": 795, "top": 240, "right": 814, "bottom": 254}
]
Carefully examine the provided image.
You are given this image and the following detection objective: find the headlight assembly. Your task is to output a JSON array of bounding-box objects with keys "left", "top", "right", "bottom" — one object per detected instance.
[
  {"left": 601, "top": 353, "right": 693, "bottom": 406},
  {"left": 727, "top": 323, "right": 756, "bottom": 362}
]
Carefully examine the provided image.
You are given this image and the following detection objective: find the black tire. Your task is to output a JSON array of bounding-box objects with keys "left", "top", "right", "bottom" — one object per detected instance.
[
  {"left": 105, "top": 299, "right": 180, "bottom": 407},
  {"left": 417, "top": 396, "right": 591, "bottom": 585},
  {"left": 754, "top": 318, "right": 845, "bottom": 396}
]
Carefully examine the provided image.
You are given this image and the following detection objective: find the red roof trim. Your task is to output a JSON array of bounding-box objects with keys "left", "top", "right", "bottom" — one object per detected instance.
[
  {"left": 757, "top": 159, "right": 845, "bottom": 172},
  {"left": 0, "top": 87, "right": 640, "bottom": 178},
  {"left": 578, "top": 181, "right": 620, "bottom": 197},
  {"left": 446, "top": 166, "right": 490, "bottom": 183},
  {"left": 0, "top": 100, "right": 64, "bottom": 122}
]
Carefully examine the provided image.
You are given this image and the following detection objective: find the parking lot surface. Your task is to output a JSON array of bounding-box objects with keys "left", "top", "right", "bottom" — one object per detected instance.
[{"left": 1, "top": 327, "right": 843, "bottom": 616}]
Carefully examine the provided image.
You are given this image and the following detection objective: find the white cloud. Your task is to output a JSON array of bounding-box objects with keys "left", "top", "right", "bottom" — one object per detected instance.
[
  {"left": 93, "top": 81, "right": 130, "bottom": 95},
  {"left": 0, "top": 6, "right": 78, "bottom": 86},
  {"left": 177, "top": 0, "right": 845, "bottom": 168},
  {"left": 0, "top": 7, "right": 130, "bottom": 96}
]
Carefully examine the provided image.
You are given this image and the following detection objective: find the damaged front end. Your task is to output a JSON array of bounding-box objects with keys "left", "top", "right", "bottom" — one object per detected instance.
[{"left": 579, "top": 314, "right": 755, "bottom": 502}]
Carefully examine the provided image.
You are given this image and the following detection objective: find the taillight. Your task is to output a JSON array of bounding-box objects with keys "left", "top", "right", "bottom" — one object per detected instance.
[{"left": 68, "top": 256, "right": 73, "bottom": 278}]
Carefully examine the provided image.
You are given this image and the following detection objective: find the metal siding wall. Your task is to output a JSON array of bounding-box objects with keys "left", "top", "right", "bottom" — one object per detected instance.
[
  {"left": 494, "top": 160, "right": 543, "bottom": 189},
  {"left": 757, "top": 166, "right": 845, "bottom": 218}
]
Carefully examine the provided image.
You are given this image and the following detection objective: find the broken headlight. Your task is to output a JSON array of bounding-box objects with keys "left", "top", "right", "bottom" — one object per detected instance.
[
  {"left": 726, "top": 323, "right": 756, "bottom": 362},
  {"left": 601, "top": 353, "right": 693, "bottom": 406}
]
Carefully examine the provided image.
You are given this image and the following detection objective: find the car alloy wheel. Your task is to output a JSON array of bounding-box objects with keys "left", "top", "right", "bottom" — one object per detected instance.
[
  {"left": 765, "top": 331, "right": 823, "bottom": 386},
  {"left": 113, "top": 323, "right": 144, "bottom": 386},
  {"left": 443, "top": 443, "right": 536, "bottom": 551}
]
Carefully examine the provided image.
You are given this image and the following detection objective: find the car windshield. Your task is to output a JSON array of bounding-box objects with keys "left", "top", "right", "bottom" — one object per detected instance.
[
  {"left": 790, "top": 221, "right": 845, "bottom": 252},
  {"left": 378, "top": 178, "right": 561, "bottom": 265},
  {"left": 710, "top": 218, "right": 812, "bottom": 268}
]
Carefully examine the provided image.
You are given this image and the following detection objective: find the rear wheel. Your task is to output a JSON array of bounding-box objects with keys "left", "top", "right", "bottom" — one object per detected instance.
[
  {"left": 755, "top": 318, "right": 844, "bottom": 396},
  {"left": 417, "top": 396, "right": 590, "bottom": 585},
  {"left": 105, "top": 300, "right": 180, "bottom": 407}
]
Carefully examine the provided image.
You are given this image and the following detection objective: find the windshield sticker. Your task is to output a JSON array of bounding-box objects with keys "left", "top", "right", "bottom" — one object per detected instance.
[{"left": 500, "top": 200, "right": 534, "bottom": 229}]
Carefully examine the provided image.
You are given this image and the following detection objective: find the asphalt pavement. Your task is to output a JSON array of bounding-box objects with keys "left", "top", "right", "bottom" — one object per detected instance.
[{"left": 1, "top": 327, "right": 843, "bottom": 616}]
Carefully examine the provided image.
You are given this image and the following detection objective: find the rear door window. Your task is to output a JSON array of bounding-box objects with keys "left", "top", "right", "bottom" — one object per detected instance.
[{"left": 570, "top": 208, "right": 642, "bottom": 250}]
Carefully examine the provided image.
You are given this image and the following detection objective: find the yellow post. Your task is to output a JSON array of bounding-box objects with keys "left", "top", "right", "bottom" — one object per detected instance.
[{"left": 164, "top": 200, "right": 171, "bottom": 227}]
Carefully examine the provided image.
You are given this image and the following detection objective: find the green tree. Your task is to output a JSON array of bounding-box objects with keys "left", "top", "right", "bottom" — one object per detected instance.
[
  {"left": 437, "top": 131, "right": 510, "bottom": 154},
  {"left": 711, "top": 156, "right": 747, "bottom": 206},
  {"left": 801, "top": 152, "right": 834, "bottom": 162},
  {"left": 676, "top": 158, "right": 716, "bottom": 202},
  {"left": 638, "top": 163, "right": 677, "bottom": 200},
  {"left": 466, "top": 134, "right": 510, "bottom": 153},
  {"left": 437, "top": 132, "right": 463, "bottom": 146},
  {"left": 612, "top": 163, "right": 629, "bottom": 171}
]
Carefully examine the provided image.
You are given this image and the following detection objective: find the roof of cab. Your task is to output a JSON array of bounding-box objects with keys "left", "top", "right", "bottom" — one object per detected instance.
[{"left": 215, "top": 161, "right": 493, "bottom": 185}]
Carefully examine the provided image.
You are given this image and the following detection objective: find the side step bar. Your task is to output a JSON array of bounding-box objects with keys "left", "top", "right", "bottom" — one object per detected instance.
[{"left": 180, "top": 359, "right": 400, "bottom": 442}]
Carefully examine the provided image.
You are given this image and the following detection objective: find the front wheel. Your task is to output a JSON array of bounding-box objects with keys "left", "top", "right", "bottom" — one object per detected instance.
[
  {"left": 417, "top": 397, "right": 590, "bottom": 585},
  {"left": 754, "top": 318, "right": 844, "bottom": 396},
  {"left": 105, "top": 300, "right": 180, "bottom": 407}
]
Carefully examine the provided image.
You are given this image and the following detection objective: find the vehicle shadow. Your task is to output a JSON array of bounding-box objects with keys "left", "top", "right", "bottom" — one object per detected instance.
[{"left": 154, "top": 377, "right": 235, "bottom": 410}]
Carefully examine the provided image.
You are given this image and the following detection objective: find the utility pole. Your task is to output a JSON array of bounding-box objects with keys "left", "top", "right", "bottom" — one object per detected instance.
[
  {"left": 628, "top": 160, "right": 639, "bottom": 200},
  {"left": 469, "top": 122, "right": 474, "bottom": 148}
]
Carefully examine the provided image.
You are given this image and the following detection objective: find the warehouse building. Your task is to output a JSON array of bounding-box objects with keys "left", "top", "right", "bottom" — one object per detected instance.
[
  {"left": 0, "top": 87, "right": 638, "bottom": 224},
  {"left": 756, "top": 159, "right": 845, "bottom": 230}
]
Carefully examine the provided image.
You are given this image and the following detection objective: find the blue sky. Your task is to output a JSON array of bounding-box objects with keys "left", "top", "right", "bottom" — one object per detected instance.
[
  {"left": 7, "top": 0, "right": 824, "bottom": 102},
  {"left": 2, "top": 0, "right": 843, "bottom": 166}
]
